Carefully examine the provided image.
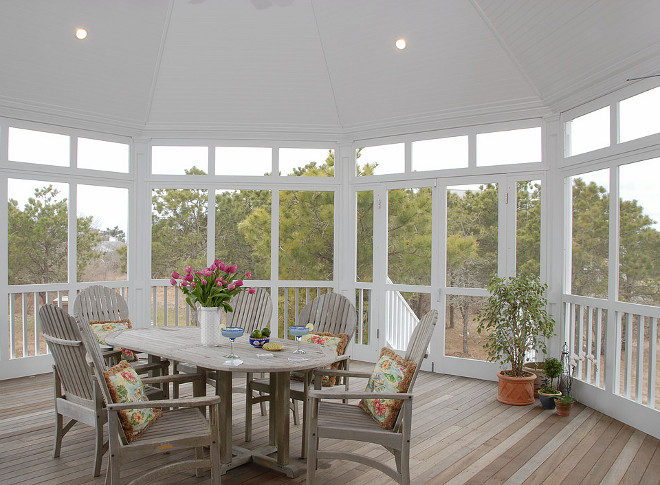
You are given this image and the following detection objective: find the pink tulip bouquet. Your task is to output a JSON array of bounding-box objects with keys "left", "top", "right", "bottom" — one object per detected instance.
[{"left": 170, "top": 259, "right": 255, "bottom": 312}]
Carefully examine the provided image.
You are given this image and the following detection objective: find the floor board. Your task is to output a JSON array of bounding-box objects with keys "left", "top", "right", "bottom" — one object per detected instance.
[{"left": 1, "top": 363, "right": 659, "bottom": 485}]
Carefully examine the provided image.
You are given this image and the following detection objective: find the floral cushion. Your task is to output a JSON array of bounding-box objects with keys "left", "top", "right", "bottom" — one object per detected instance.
[
  {"left": 290, "top": 332, "right": 349, "bottom": 387},
  {"left": 103, "top": 360, "right": 161, "bottom": 442},
  {"left": 89, "top": 319, "right": 138, "bottom": 362},
  {"left": 358, "top": 347, "right": 416, "bottom": 430}
]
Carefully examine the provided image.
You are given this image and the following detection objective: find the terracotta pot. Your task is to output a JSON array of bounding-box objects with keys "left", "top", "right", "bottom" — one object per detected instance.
[
  {"left": 555, "top": 399, "right": 575, "bottom": 416},
  {"left": 496, "top": 370, "right": 536, "bottom": 405}
]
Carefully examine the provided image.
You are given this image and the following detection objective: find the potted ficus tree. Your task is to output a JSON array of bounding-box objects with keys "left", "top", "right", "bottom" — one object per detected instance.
[{"left": 476, "top": 275, "right": 555, "bottom": 405}]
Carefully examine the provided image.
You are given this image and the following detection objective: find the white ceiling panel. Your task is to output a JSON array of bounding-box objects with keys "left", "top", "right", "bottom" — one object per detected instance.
[
  {"left": 0, "top": 0, "right": 169, "bottom": 127},
  {"left": 147, "top": 0, "right": 340, "bottom": 131},
  {"left": 1, "top": 0, "right": 659, "bottom": 136}
]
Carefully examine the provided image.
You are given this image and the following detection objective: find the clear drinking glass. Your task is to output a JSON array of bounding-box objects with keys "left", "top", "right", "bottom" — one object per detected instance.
[
  {"left": 221, "top": 326, "right": 244, "bottom": 359},
  {"left": 288, "top": 326, "right": 309, "bottom": 354}
]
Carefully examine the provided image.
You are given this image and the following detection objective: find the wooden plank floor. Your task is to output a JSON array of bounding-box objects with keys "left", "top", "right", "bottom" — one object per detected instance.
[{"left": 1, "top": 362, "right": 659, "bottom": 485}]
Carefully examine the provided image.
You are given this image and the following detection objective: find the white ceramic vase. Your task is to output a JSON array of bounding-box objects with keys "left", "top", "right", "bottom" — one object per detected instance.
[{"left": 199, "top": 306, "right": 221, "bottom": 346}]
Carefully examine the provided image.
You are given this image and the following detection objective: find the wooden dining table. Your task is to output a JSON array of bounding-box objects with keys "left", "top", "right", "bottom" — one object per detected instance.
[{"left": 105, "top": 326, "right": 337, "bottom": 478}]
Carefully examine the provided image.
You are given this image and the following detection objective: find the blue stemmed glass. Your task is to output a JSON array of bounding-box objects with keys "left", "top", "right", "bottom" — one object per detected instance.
[
  {"left": 288, "top": 326, "right": 310, "bottom": 354},
  {"left": 221, "top": 326, "right": 244, "bottom": 359}
]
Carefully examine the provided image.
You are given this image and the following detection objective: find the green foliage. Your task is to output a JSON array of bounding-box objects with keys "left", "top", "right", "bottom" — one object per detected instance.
[
  {"left": 476, "top": 275, "right": 555, "bottom": 377},
  {"left": 8, "top": 185, "right": 101, "bottom": 285},
  {"left": 540, "top": 357, "right": 563, "bottom": 392},
  {"left": 151, "top": 167, "right": 208, "bottom": 278}
]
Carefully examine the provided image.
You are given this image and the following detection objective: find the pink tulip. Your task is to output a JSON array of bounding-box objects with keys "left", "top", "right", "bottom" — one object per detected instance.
[
  {"left": 214, "top": 258, "right": 220, "bottom": 266},
  {"left": 170, "top": 278, "right": 177, "bottom": 286},
  {"left": 201, "top": 278, "right": 207, "bottom": 285},
  {"left": 218, "top": 262, "right": 226, "bottom": 272},
  {"left": 245, "top": 272, "right": 251, "bottom": 279},
  {"left": 209, "top": 263, "right": 217, "bottom": 271},
  {"left": 191, "top": 282, "right": 196, "bottom": 287},
  {"left": 185, "top": 266, "right": 192, "bottom": 274},
  {"left": 229, "top": 264, "right": 238, "bottom": 273},
  {"left": 215, "top": 277, "right": 222, "bottom": 284},
  {"left": 181, "top": 281, "right": 188, "bottom": 287},
  {"left": 235, "top": 279, "right": 243, "bottom": 287},
  {"left": 228, "top": 283, "right": 236, "bottom": 290},
  {"left": 171, "top": 271, "right": 180, "bottom": 279},
  {"left": 184, "top": 273, "right": 194, "bottom": 282},
  {"left": 248, "top": 288, "right": 256, "bottom": 295}
]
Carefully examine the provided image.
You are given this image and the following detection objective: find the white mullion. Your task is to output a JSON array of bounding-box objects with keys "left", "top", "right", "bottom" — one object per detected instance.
[
  {"left": 207, "top": 187, "right": 215, "bottom": 265},
  {"left": 271, "top": 189, "right": 280, "bottom": 337},
  {"left": 433, "top": 178, "right": 447, "bottom": 369},
  {"left": 373, "top": 184, "right": 388, "bottom": 351},
  {"left": 497, "top": 176, "right": 507, "bottom": 278},
  {"left": 0, "top": 124, "right": 10, "bottom": 363}
]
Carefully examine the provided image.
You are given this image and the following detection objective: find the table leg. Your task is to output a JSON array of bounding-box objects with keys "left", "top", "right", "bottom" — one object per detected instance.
[
  {"left": 272, "top": 371, "right": 290, "bottom": 467},
  {"left": 216, "top": 370, "right": 233, "bottom": 467}
]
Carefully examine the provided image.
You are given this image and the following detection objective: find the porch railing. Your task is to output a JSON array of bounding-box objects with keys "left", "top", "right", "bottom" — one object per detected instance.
[{"left": 563, "top": 295, "right": 659, "bottom": 410}]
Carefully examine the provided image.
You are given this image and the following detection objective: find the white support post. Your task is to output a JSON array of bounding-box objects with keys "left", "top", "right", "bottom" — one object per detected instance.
[{"left": 132, "top": 138, "right": 151, "bottom": 328}]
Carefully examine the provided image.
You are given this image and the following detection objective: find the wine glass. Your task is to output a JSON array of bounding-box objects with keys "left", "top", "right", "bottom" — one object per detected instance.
[
  {"left": 288, "top": 325, "right": 310, "bottom": 354},
  {"left": 221, "top": 326, "right": 244, "bottom": 359}
]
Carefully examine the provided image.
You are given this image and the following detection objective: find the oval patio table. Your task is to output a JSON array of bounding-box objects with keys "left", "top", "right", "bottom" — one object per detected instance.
[{"left": 105, "top": 326, "right": 337, "bottom": 478}]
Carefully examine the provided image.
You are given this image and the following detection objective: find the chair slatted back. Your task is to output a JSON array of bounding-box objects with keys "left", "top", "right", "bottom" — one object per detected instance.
[
  {"left": 227, "top": 288, "right": 273, "bottom": 333},
  {"left": 393, "top": 309, "right": 438, "bottom": 431},
  {"left": 40, "top": 304, "right": 96, "bottom": 402},
  {"left": 297, "top": 293, "right": 357, "bottom": 340},
  {"left": 73, "top": 285, "right": 129, "bottom": 325}
]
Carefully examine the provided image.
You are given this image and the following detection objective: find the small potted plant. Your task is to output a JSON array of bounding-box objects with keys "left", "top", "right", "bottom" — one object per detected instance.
[
  {"left": 476, "top": 275, "right": 555, "bottom": 406},
  {"left": 555, "top": 359, "right": 577, "bottom": 416},
  {"left": 538, "top": 357, "right": 562, "bottom": 409}
]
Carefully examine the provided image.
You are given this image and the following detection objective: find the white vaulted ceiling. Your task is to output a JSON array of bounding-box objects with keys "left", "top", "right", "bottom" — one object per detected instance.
[{"left": 1, "top": 0, "right": 660, "bottom": 137}]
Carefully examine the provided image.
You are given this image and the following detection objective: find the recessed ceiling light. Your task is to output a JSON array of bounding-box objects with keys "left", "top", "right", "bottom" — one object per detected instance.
[
  {"left": 395, "top": 38, "right": 407, "bottom": 50},
  {"left": 75, "top": 28, "right": 88, "bottom": 40}
]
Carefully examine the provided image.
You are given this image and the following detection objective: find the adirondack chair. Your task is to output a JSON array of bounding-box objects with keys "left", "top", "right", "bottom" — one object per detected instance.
[
  {"left": 246, "top": 292, "right": 357, "bottom": 455},
  {"left": 73, "top": 285, "right": 170, "bottom": 382},
  {"left": 172, "top": 287, "right": 273, "bottom": 401},
  {"left": 74, "top": 305, "right": 222, "bottom": 485},
  {"left": 306, "top": 309, "right": 438, "bottom": 485}
]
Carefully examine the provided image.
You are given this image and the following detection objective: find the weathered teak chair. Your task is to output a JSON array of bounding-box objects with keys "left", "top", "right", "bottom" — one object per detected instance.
[
  {"left": 172, "top": 287, "right": 274, "bottom": 400},
  {"left": 246, "top": 292, "right": 357, "bottom": 454},
  {"left": 76, "top": 305, "right": 221, "bottom": 485},
  {"left": 74, "top": 285, "right": 170, "bottom": 382},
  {"left": 40, "top": 303, "right": 109, "bottom": 477},
  {"left": 306, "top": 309, "right": 438, "bottom": 485}
]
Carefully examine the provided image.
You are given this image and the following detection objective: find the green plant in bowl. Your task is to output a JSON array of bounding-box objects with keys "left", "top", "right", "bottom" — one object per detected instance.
[{"left": 538, "top": 357, "right": 562, "bottom": 394}]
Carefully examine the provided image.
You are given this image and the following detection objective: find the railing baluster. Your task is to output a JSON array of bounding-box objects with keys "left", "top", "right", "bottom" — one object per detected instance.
[
  {"left": 163, "top": 286, "right": 168, "bottom": 327},
  {"left": 586, "top": 305, "right": 593, "bottom": 383},
  {"left": 22, "top": 293, "right": 29, "bottom": 358},
  {"left": 151, "top": 286, "right": 157, "bottom": 327},
  {"left": 636, "top": 314, "right": 644, "bottom": 404},
  {"left": 33, "top": 290, "right": 40, "bottom": 356},
  {"left": 648, "top": 317, "right": 657, "bottom": 409},
  {"left": 175, "top": 287, "right": 179, "bottom": 327},
  {"left": 358, "top": 289, "right": 364, "bottom": 345},
  {"left": 577, "top": 304, "right": 585, "bottom": 379},
  {"left": 595, "top": 308, "right": 603, "bottom": 387},
  {"left": 283, "top": 287, "right": 289, "bottom": 339},
  {"left": 9, "top": 294, "right": 16, "bottom": 359},
  {"left": 625, "top": 312, "right": 633, "bottom": 399}
]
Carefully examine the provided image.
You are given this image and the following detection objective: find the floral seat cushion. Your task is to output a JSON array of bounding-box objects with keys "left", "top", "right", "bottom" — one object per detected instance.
[
  {"left": 89, "top": 319, "right": 138, "bottom": 362},
  {"left": 103, "top": 360, "right": 161, "bottom": 442},
  {"left": 291, "top": 332, "right": 349, "bottom": 386},
  {"left": 358, "top": 347, "right": 416, "bottom": 430}
]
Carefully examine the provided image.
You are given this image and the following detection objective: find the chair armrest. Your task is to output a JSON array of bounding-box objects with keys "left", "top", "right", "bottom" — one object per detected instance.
[
  {"left": 312, "top": 368, "right": 372, "bottom": 379},
  {"left": 132, "top": 361, "right": 170, "bottom": 373},
  {"left": 307, "top": 389, "right": 413, "bottom": 401},
  {"left": 107, "top": 395, "right": 220, "bottom": 411},
  {"left": 141, "top": 373, "right": 204, "bottom": 385}
]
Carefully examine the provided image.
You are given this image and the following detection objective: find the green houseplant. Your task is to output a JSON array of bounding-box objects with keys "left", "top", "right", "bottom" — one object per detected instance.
[
  {"left": 476, "top": 275, "right": 555, "bottom": 405},
  {"left": 538, "top": 357, "right": 562, "bottom": 409}
]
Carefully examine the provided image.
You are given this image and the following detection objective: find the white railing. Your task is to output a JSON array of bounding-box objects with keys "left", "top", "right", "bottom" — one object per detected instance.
[
  {"left": 6, "top": 284, "right": 129, "bottom": 360},
  {"left": 386, "top": 288, "right": 420, "bottom": 351},
  {"left": 564, "top": 295, "right": 659, "bottom": 410}
]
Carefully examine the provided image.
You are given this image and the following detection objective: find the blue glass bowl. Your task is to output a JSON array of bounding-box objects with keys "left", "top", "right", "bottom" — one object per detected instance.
[
  {"left": 249, "top": 337, "right": 270, "bottom": 348},
  {"left": 288, "top": 326, "right": 310, "bottom": 338},
  {"left": 221, "top": 327, "right": 244, "bottom": 339}
]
